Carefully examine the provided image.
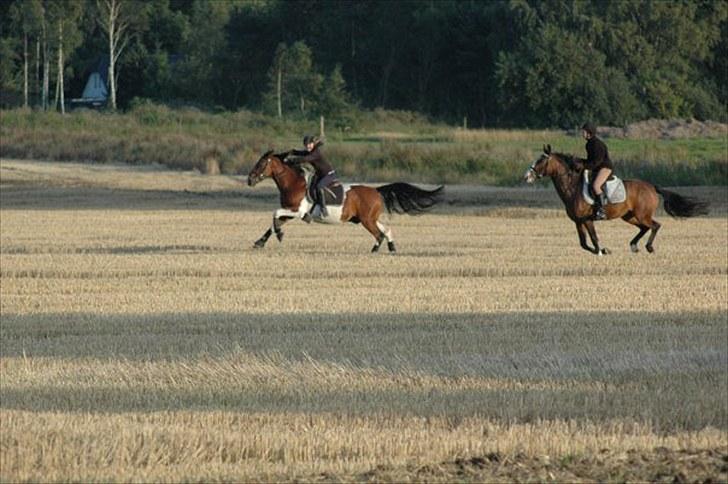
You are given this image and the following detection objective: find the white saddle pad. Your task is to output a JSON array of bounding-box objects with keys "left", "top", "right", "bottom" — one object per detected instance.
[
  {"left": 311, "top": 185, "right": 352, "bottom": 224},
  {"left": 582, "top": 170, "right": 626, "bottom": 205}
]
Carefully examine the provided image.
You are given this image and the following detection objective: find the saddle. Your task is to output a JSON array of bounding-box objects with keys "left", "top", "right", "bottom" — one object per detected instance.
[
  {"left": 289, "top": 159, "right": 346, "bottom": 207},
  {"left": 308, "top": 180, "right": 345, "bottom": 206},
  {"left": 582, "top": 170, "right": 627, "bottom": 205}
]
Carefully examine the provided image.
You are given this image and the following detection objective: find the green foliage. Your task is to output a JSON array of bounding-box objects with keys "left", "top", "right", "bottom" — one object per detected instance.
[
  {"left": 0, "top": 37, "right": 21, "bottom": 107},
  {"left": 263, "top": 41, "right": 354, "bottom": 126},
  {"left": 172, "top": 0, "right": 232, "bottom": 106},
  {"left": 497, "top": 25, "right": 620, "bottom": 127},
  {"left": 0, "top": 0, "right": 725, "bottom": 124},
  {"left": 317, "top": 65, "right": 352, "bottom": 119},
  {"left": 263, "top": 41, "right": 322, "bottom": 117},
  {"left": 8, "top": 0, "right": 44, "bottom": 37}
]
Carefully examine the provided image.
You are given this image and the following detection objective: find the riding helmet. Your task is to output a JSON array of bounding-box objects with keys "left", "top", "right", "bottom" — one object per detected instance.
[{"left": 581, "top": 122, "right": 597, "bottom": 136}]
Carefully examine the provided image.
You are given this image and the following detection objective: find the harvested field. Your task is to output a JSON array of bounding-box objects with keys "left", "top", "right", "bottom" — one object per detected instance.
[{"left": 1, "top": 159, "right": 726, "bottom": 482}]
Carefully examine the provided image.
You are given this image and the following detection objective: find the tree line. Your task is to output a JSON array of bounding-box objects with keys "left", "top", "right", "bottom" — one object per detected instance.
[{"left": 1, "top": 0, "right": 725, "bottom": 128}]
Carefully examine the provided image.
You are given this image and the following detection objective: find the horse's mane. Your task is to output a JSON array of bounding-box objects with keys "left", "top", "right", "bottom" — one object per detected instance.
[
  {"left": 553, "top": 152, "right": 583, "bottom": 173},
  {"left": 262, "top": 149, "right": 310, "bottom": 178},
  {"left": 260, "top": 150, "right": 290, "bottom": 163}
]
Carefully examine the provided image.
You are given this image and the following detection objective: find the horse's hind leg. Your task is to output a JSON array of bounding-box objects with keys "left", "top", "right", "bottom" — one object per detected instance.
[
  {"left": 629, "top": 225, "right": 650, "bottom": 253},
  {"left": 632, "top": 203, "right": 660, "bottom": 253},
  {"left": 376, "top": 220, "right": 396, "bottom": 252},
  {"left": 362, "top": 218, "right": 385, "bottom": 252},
  {"left": 645, "top": 220, "right": 661, "bottom": 253},
  {"left": 621, "top": 212, "right": 650, "bottom": 253},
  {"left": 635, "top": 188, "right": 661, "bottom": 253}
]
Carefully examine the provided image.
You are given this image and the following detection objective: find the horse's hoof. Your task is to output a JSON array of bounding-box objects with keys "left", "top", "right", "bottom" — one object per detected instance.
[
  {"left": 371, "top": 244, "right": 381, "bottom": 253},
  {"left": 601, "top": 248, "right": 611, "bottom": 255},
  {"left": 387, "top": 241, "right": 396, "bottom": 252},
  {"left": 646, "top": 245, "right": 654, "bottom": 253},
  {"left": 253, "top": 241, "right": 265, "bottom": 249},
  {"left": 275, "top": 232, "right": 284, "bottom": 242},
  {"left": 630, "top": 244, "right": 639, "bottom": 253}
]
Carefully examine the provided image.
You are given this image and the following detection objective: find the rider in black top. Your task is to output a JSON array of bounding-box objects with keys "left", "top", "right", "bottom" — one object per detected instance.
[
  {"left": 581, "top": 123, "right": 613, "bottom": 220},
  {"left": 287, "top": 135, "right": 338, "bottom": 219}
]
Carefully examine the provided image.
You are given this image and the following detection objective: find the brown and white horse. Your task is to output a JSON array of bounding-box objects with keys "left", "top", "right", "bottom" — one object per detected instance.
[
  {"left": 247, "top": 150, "right": 443, "bottom": 252},
  {"left": 524, "top": 145, "right": 709, "bottom": 255}
]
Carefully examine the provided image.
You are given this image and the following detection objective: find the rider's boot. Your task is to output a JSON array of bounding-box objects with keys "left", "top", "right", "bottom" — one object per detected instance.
[
  {"left": 594, "top": 192, "right": 608, "bottom": 220},
  {"left": 318, "top": 188, "right": 328, "bottom": 217}
]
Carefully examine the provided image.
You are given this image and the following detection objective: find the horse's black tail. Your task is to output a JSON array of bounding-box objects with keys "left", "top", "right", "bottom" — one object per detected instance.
[
  {"left": 376, "top": 183, "right": 444, "bottom": 215},
  {"left": 655, "top": 186, "right": 709, "bottom": 218}
]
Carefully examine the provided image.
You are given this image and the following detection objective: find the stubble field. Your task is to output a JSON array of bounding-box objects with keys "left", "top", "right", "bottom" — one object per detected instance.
[{"left": 1, "top": 159, "right": 726, "bottom": 482}]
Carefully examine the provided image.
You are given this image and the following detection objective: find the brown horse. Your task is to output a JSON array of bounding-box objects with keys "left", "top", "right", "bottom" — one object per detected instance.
[
  {"left": 247, "top": 150, "right": 443, "bottom": 252},
  {"left": 524, "top": 145, "right": 709, "bottom": 255}
]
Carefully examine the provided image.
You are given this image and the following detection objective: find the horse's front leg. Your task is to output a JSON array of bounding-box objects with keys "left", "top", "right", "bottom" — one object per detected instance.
[
  {"left": 253, "top": 223, "right": 273, "bottom": 249},
  {"left": 253, "top": 209, "right": 296, "bottom": 249},
  {"left": 575, "top": 222, "right": 596, "bottom": 254},
  {"left": 273, "top": 213, "right": 294, "bottom": 242},
  {"left": 584, "top": 220, "right": 610, "bottom": 255}
]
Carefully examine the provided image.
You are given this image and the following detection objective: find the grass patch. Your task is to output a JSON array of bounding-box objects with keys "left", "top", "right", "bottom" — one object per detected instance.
[{"left": 1, "top": 106, "right": 726, "bottom": 185}]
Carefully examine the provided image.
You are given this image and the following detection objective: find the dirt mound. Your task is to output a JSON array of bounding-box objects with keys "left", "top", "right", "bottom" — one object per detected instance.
[
  {"left": 354, "top": 447, "right": 728, "bottom": 483},
  {"left": 599, "top": 118, "right": 728, "bottom": 139}
]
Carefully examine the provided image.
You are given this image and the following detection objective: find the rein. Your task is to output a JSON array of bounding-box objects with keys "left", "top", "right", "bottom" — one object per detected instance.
[{"left": 530, "top": 156, "right": 574, "bottom": 183}]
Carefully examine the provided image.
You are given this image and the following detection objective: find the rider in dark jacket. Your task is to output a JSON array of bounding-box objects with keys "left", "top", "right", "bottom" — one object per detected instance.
[
  {"left": 581, "top": 123, "right": 613, "bottom": 220},
  {"left": 287, "top": 135, "right": 338, "bottom": 218}
]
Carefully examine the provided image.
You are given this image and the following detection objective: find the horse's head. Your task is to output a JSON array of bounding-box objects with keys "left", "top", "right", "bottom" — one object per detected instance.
[
  {"left": 247, "top": 150, "right": 278, "bottom": 186},
  {"left": 524, "top": 144, "right": 555, "bottom": 183}
]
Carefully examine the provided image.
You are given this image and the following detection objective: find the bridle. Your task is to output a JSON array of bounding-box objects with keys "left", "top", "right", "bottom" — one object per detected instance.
[
  {"left": 530, "top": 153, "right": 579, "bottom": 187},
  {"left": 250, "top": 155, "right": 282, "bottom": 184},
  {"left": 250, "top": 157, "right": 271, "bottom": 183},
  {"left": 528, "top": 155, "right": 547, "bottom": 179}
]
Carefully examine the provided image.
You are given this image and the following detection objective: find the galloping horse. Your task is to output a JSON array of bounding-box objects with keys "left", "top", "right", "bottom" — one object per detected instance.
[
  {"left": 247, "top": 150, "right": 443, "bottom": 252},
  {"left": 524, "top": 145, "right": 708, "bottom": 255}
]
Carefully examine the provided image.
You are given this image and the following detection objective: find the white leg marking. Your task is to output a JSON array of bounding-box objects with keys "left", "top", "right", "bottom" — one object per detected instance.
[
  {"left": 274, "top": 207, "right": 300, "bottom": 219},
  {"left": 297, "top": 200, "right": 312, "bottom": 219},
  {"left": 376, "top": 221, "right": 393, "bottom": 242}
]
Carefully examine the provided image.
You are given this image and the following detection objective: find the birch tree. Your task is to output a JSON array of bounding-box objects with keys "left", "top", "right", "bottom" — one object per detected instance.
[
  {"left": 48, "top": 0, "right": 82, "bottom": 113},
  {"left": 8, "top": 0, "right": 51, "bottom": 109},
  {"left": 95, "top": 0, "right": 146, "bottom": 110},
  {"left": 8, "top": 0, "right": 43, "bottom": 108},
  {"left": 41, "top": 6, "right": 49, "bottom": 110},
  {"left": 270, "top": 43, "right": 286, "bottom": 118}
]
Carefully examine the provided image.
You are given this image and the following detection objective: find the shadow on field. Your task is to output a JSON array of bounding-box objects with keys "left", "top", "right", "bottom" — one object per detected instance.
[
  {"left": 2, "top": 310, "right": 726, "bottom": 365},
  {"left": 2, "top": 180, "right": 725, "bottom": 215},
  {"left": 0, "top": 184, "right": 274, "bottom": 212},
  {"left": 0, "top": 182, "right": 561, "bottom": 213},
  {"left": 2, "top": 310, "right": 726, "bottom": 429}
]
